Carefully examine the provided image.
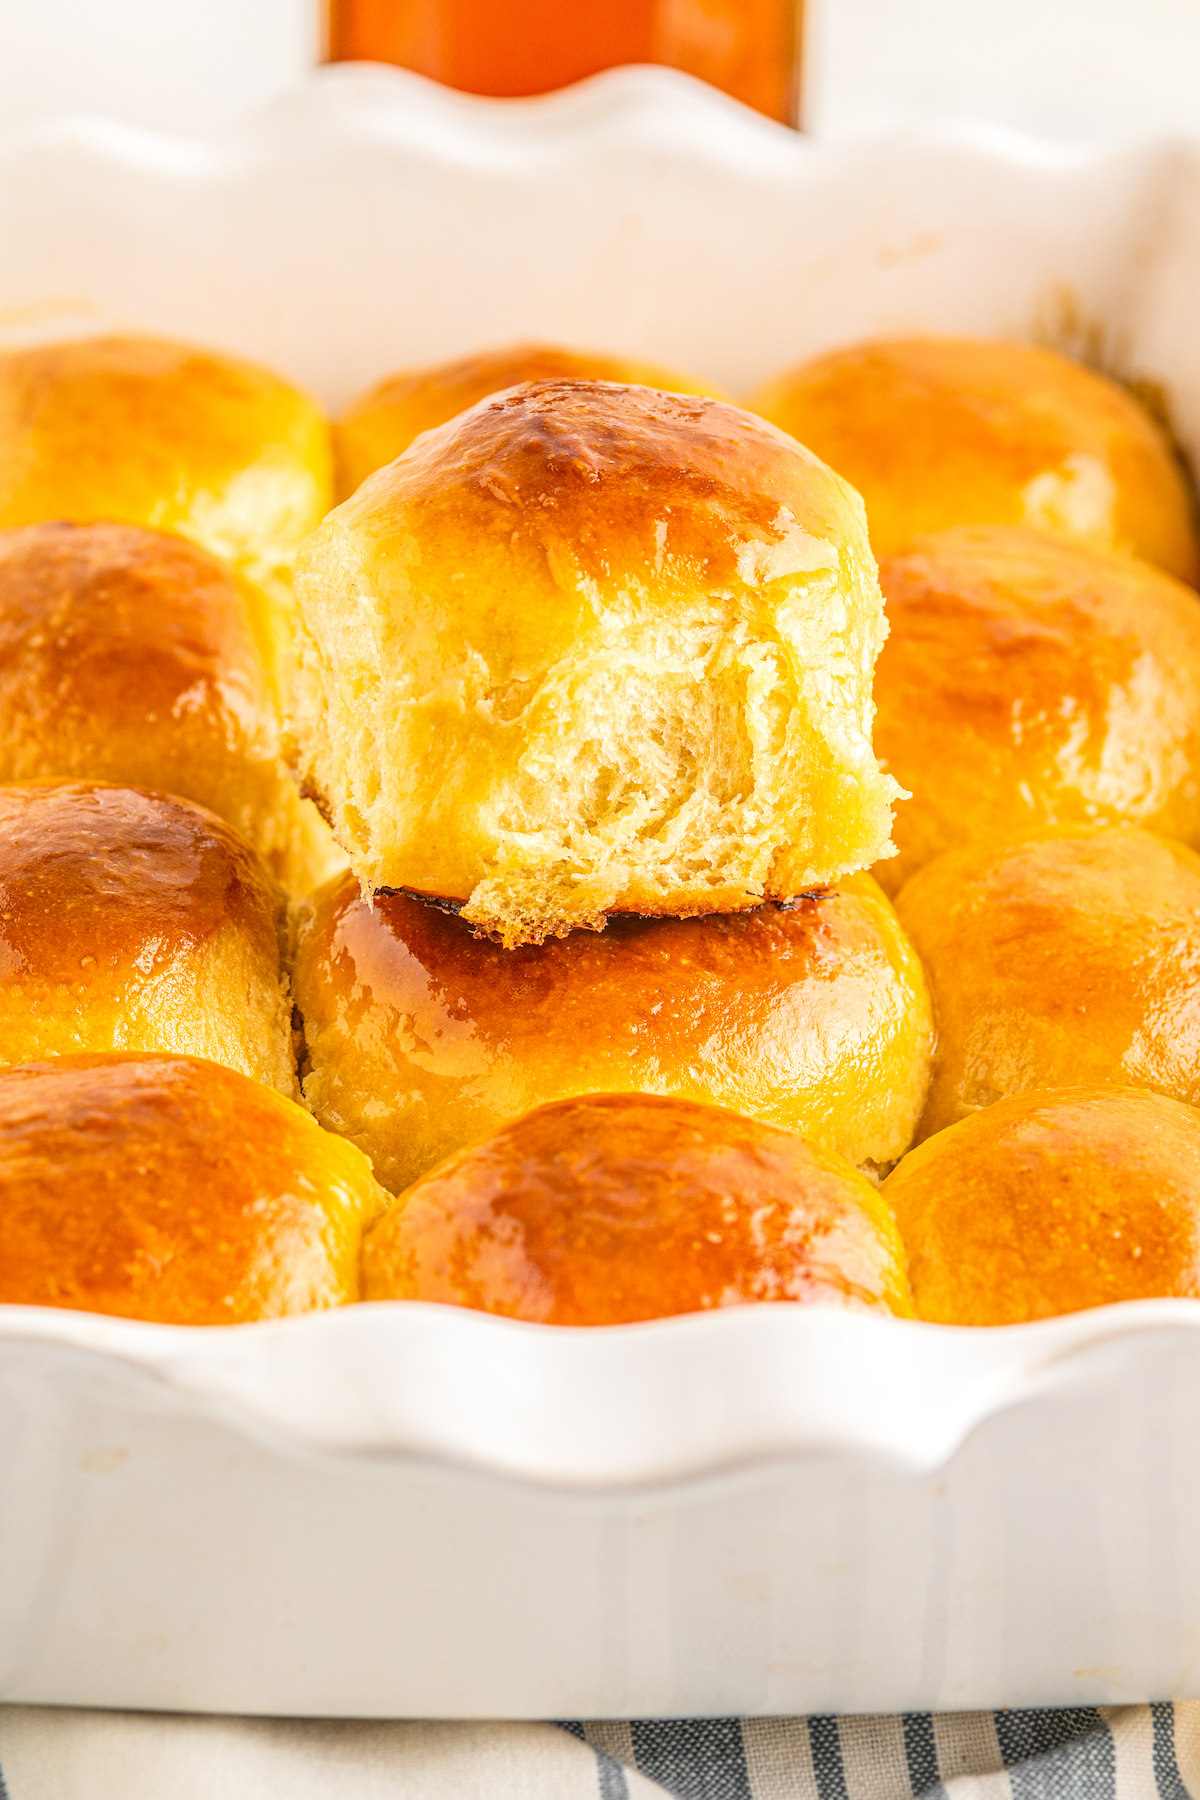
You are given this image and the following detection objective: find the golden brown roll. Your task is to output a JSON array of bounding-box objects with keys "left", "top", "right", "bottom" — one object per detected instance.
[
  {"left": 363, "top": 1092, "right": 914, "bottom": 1326},
  {"left": 894, "top": 825, "right": 1200, "bottom": 1139},
  {"left": 0, "top": 1053, "right": 386, "bottom": 1323},
  {"left": 0, "top": 334, "right": 333, "bottom": 603},
  {"left": 747, "top": 336, "right": 1199, "bottom": 581},
  {"left": 293, "top": 870, "right": 932, "bottom": 1193},
  {"left": 872, "top": 525, "right": 1200, "bottom": 895},
  {"left": 0, "top": 521, "right": 344, "bottom": 894},
  {"left": 883, "top": 1086, "right": 1200, "bottom": 1325},
  {"left": 334, "top": 342, "right": 728, "bottom": 498},
  {"left": 290, "top": 380, "right": 901, "bottom": 946},
  {"left": 0, "top": 782, "right": 297, "bottom": 1096}
]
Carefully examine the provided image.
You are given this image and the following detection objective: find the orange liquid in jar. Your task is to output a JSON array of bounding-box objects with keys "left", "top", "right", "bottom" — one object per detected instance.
[{"left": 325, "top": 0, "right": 801, "bottom": 126}]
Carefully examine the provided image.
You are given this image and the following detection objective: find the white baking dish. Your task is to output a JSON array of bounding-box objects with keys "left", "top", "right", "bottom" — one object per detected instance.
[{"left": 2, "top": 63, "right": 1200, "bottom": 1719}]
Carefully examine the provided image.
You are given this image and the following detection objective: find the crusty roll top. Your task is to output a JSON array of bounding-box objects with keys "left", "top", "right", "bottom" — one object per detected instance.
[
  {"left": 0, "top": 783, "right": 297, "bottom": 1095},
  {"left": 0, "top": 334, "right": 332, "bottom": 591},
  {"left": 0, "top": 519, "right": 276, "bottom": 752},
  {"left": 871, "top": 524, "right": 1200, "bottom": 893},
  {"left": 895, "top": 824, "right": 1200, "bottom": 1139},
  {"left": 883, "top": 1086, "right": 1200, "bottom": 1325},
  {"left": 0, "top": 1054, "right": 385, "bottom": 1324},
  {"left": 363, "top": 1091, "right": 914, "bottom": 1326},
  {"left": 0, "top": 519, "right": 343, "bottom": 893},
  {"left": 390, "top": 378, "right": 858, "bottom": 581},
  {"left": 747, "top": 334, "right": 1200, "bottom": 581},
  {"left": 0, "top": 782, "right": 285, "bottom": 976}
]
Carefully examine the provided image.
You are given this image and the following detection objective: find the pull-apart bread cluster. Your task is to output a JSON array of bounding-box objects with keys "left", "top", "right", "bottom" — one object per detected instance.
[
  {"left": 0, "top": 336, "right": 344, "bottom": 894},
  {"left": 750, "top": 331, "right": 1200, "bottom": 1327},
  {"left": 286, "top": 356, "right": 930, "bottom": 1324},
  {"left": 0, "top": 329, "right": 930, "bottom": 1330},
  {"left": 0, "top": 334, "right": 385, "bottom": 1323},
  {"left": 3, "top": 320, "right": 1200, "bottom": 1335}
]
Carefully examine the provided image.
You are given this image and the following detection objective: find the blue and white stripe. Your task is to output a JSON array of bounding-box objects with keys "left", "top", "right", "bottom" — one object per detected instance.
[{"left": 567, "top": 1705, "right": 1200, "bottom": 1799}]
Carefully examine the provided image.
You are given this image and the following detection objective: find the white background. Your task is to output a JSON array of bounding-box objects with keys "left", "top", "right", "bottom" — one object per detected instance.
[{"left": 2, "top": 0, "right": 1200, "bottom": 143}]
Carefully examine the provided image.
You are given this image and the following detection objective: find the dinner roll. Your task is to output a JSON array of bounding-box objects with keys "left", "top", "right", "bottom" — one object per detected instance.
[
  {"left": 0, "top": 334, "right": 332, "bottom": 603},
  {"left": 872, "top": 525, "right": 1200, "bottom": 895},
  {"left": 895, "top": 825, "right": 1200, "bottom": 1139},
  {"left": 0, "top": 1053, "right": 386, "bottom": 1323},
  {"left": 335, "top": 342, "right": 728, "bottom": 497},
  {"left": 290, "top": 380, "right": 901, "bottom": 945},
  {"left": 0, "top": 783, "right": 297, "bottom": 1096},
  {"left": 747, "top": 336, "right": 1199, "bottom": 581},
  {"left": 883, "top": 1086, "right": 1200, "bottom": 1325},
  {"left": 363, "top": 1093, "right": 914, "bottom": 1326},
  {"left": 0, "top": 521, "right": 344, "bottom": 894},
  {"left": 293, "top": 871, "right": 932, "bottom": 1193}
]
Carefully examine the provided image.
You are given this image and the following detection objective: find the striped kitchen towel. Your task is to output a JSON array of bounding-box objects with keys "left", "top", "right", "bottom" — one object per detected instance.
[{"left": 0, "top": 1703, "right": 1194, "bottom": 1797}]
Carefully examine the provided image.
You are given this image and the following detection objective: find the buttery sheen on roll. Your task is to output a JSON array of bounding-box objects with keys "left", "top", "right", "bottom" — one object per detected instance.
[
  {"left": 0, "top": 521, "right": 343, "bottom": 895},
  {"left": 895, "top": 824, "right": 1200, "bottom": 1139},
  {"left": 293, "top": 870, "right": 932, "bottom": 1192},
  {"left": 872, "top": 525, "right": 1200, "bottom": 895},
  {"left": 0, "top": 783, "right": 297, "bottom": 1095},
  {"left": 291, "top": 380, "right": 900, "bottom": 945},
  {"left": 363, "top": 1092, "right": 914, "bottom": 1326},
  {"left": 747, "top": 335, "right": 1199, "bottom": 582},
  {"left": 883, "top": 1086, "right": 1200, "bottom": 1325},
  {"left": 0, "top": 334, "right": 332, "bottom": 602},
  {"left": 335, "top": 342, "right": 728, "bottom": 498},
  {"left": 0, "top": 1054, "right": 386, "bottom": 1323}
]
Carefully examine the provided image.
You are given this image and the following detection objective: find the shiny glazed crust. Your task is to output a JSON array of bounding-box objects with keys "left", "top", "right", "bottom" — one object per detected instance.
[
  {"left": 0, "top": 521, "right": 343, "bottom": 896},
  {"left": 0, "top": 1053, "right": 386, "bottom": 1323},
  {"left": 884, "top": 1086, "right": 1200, "bottom": 1325},
  {"left": 290, "top": 379, "right": 900, "bottom": 945},
  {"left": 747, "top": 335, "right": 1200, "bottom": 582},
  {"left": 0, "top": 334, "right": 333, "bottom": 599},
  {"left": 0, "top": 783, "right": 298, "bottom": 1096},
  {"left": 292, "top": 870, "right": 932, "bottom": 1193},
  {"left": 895, "top": 824, "right": 1200, "bottom": 1139},
  {"left": 363, "top": 1092, "right": 914, "bottom": 1326},
  {"left": 872, "top": 524, "right": 1200, "bottom": 896},
  {"left": 334, "top": 341, "right": 729, "bottom": 498}
]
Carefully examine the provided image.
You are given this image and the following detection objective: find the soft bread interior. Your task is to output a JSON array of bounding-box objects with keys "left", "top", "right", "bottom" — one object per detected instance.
[{"left": 289, "top": 382, "right": 901, "bottom": 945}]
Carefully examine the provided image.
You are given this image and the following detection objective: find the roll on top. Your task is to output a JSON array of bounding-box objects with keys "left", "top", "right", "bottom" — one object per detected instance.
[{"left": 291, "top": 379, "right": 900, "bottom": 944}]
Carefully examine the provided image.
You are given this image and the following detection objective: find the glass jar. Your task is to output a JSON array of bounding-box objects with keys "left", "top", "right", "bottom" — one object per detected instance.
[{"left": 325, "top": 0, "right": 801, "bottom": 126}]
